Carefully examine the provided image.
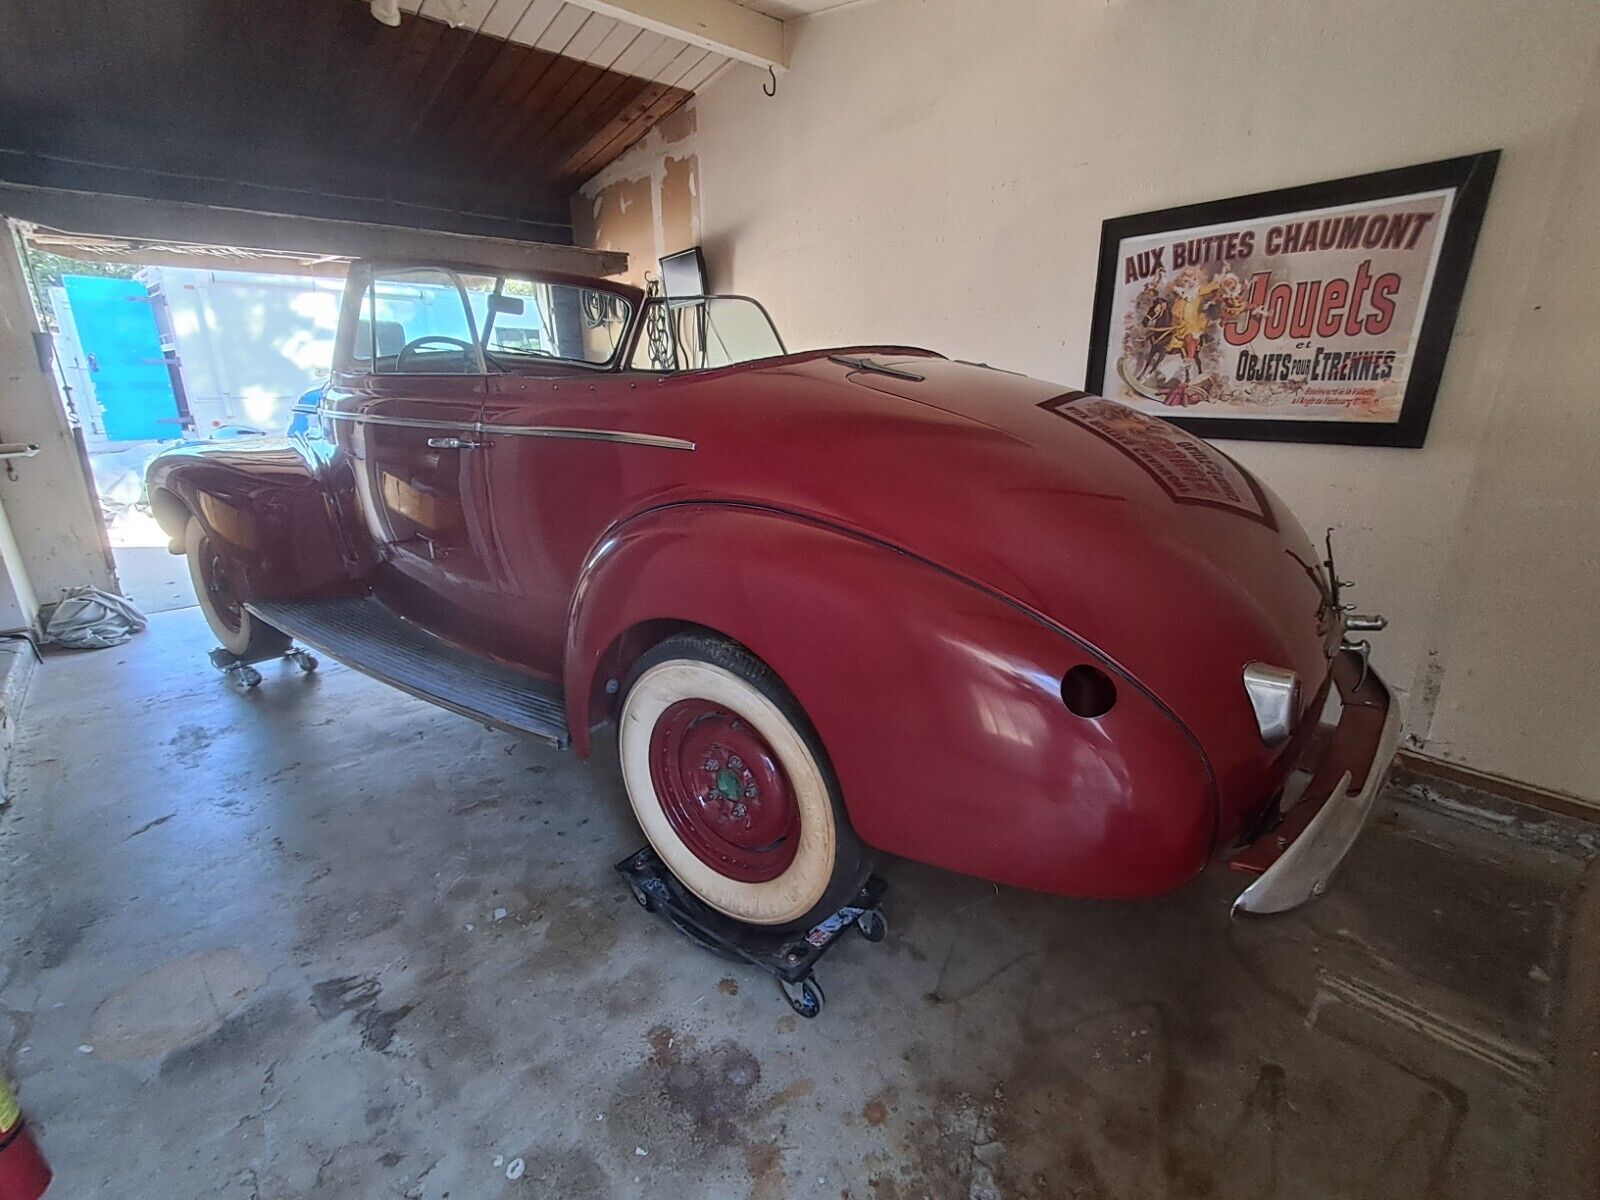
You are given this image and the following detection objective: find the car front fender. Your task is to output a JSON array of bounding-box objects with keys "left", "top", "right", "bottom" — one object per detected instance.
[
  {"left": 565, "top": 502, "right": 1217, "bottom": 899},
  {"left": 145, "top": 438, "right": 363, "bottom": 603}
]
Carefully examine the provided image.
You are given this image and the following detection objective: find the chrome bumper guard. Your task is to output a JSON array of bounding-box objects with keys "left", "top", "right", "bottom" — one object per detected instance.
[{"left": 1230, "top": 650, "right": 1403, "bottom": 917}]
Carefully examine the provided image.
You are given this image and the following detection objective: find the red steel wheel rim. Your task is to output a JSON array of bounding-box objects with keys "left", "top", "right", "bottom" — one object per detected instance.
[
  {"left": 198, "top": 537, "right": 243, "bottom": 632},
  {"left": 648, "top": 699, "right": 800, "bottom": 883}
]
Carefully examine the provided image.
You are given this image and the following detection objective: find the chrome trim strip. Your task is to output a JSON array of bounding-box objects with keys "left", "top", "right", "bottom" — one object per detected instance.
[
  {"left": 320, "top": 410, "right": 477, "bottom": 433},
  {"left": 480, "top": 424, "right": 695, "bottom": 451},
  {"left": 316, "top": 407, "right": 694, "bottom": 450}
]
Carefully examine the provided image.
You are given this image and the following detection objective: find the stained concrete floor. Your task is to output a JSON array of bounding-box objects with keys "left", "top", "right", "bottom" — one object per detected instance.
[{"left": 2, "top": 606, "right": 1598, "bottom": 1200}]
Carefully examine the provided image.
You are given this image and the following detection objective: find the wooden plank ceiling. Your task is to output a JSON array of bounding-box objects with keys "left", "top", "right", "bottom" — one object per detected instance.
[
  {"left": 0, "top": 0, "right": 727, "bottom": 245},
  {"left": 382, "top": 0, "right": 724, "bottom": 189}
]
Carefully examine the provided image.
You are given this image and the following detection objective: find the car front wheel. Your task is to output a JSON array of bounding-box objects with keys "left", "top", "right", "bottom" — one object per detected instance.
[
  {"left": 184, "top": 517, "right": 289, "bottom": 660},
  {"left": 618, "top": 633, "right": 871, "bottom": 930}
]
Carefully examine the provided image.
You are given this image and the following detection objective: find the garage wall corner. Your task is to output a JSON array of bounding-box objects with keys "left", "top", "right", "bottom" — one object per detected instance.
[
  {"left": 571, "top": 103, "right": 702, "bottom": 289},
  {"left": 1413, "top": 48, "right": 1600, "bottom": 798}
]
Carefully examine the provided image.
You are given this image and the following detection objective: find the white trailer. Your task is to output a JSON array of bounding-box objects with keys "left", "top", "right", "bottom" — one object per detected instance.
[{"left": 141, "top": 266, "right": 343, "bottom": 437}]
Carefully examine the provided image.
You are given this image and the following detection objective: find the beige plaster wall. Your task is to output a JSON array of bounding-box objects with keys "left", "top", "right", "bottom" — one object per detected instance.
[{"left": 571, "top": 104, "right": 701, "bottom": 289}]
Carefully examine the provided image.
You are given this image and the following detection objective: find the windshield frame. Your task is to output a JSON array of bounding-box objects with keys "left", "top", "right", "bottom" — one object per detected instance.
[
  {"left": 622, "top": 294, "right": 788, "bottom": 373},
  {"left": 334, "top": 259, "right": 642, "bottom": 376}
]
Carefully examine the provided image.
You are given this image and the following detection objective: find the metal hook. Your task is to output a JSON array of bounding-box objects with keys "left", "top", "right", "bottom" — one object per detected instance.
[{"left": 763, "top": 65, "right": 777, "bottom": 97}]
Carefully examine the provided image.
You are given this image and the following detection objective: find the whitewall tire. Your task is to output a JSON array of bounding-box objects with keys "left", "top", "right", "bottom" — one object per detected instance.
[
  {"left": 618, "top": 634, "right": 870, "bottom": 930},
  {"left": 184, "top": 517, "right": 289, "bottom": 660}
]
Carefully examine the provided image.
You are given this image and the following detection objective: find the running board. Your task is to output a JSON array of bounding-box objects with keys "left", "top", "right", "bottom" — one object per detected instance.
[{"left": 247, "top": 597, "right": 570, "bottom": 748}]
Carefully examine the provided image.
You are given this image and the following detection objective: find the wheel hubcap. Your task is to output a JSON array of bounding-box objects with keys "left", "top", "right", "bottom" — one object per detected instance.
[
  {"left": 648, "top": 699, "right": 799, "bottom": 883},
  {"left": 198, "top": 539, "right": 243, "bottom": 633}
]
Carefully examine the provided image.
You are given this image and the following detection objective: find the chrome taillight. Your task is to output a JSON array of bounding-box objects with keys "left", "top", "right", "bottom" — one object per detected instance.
[{"left": 1242, "top": 663, "right": 1300, "bottom": 746}]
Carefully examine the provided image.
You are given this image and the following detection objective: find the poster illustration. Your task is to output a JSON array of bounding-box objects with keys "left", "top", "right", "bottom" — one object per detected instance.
[{"left": 1085, "top": 154, "right": 1498, "bottom": 447}]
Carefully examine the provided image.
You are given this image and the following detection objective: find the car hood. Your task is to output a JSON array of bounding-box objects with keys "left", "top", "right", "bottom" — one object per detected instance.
[{"left": 668, "top": 349, "right": 1341, "bottom": 827}]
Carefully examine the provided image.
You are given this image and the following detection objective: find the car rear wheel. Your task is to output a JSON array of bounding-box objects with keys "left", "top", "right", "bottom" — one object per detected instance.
[
  {"left": 184, "top": 517, "right": 290, "bottom": 660},
  {"left": 618, "top": 633, "right": 871, "bottom": 930}
]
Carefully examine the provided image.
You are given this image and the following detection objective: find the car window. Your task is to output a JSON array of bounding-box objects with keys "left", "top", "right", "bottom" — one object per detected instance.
[
  {"left": 339, "top": 264, "right": 636, "bottom": 374},
  {"left": 630, "top": 297, "right": 786, "bottom": 371},
  {"left": 457, "top": 273, "right": 630, "bottom": 368},
  {"left": 354, "top": 268, "right": 483, "bottom": 375}
]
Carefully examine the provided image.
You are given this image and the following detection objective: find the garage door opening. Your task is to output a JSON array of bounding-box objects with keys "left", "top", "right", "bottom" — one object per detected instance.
[
  {"left": 0, "top": 193, "right": 624, "bottom": 633},
  {"left": 15, "top": 227, "right": 354, "bottom": 615}
]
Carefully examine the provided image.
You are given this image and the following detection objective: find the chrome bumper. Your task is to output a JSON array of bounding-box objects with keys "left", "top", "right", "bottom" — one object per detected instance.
[{"left": 1230, "top": 652, "right": 1403, "bottom": 917}]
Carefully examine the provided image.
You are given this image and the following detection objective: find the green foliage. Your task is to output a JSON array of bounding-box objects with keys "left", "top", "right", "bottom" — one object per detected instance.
[{"left": 13, "top": 236, "right": 139, "bottom": 330}]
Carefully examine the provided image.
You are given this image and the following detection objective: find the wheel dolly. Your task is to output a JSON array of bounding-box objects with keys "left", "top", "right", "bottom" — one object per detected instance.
[
  {"left": 616, "top": 847, "right": 888, "bottom": 1018},
  {"left": 208, "top": 644, "right": 319, "bottom": 688}
]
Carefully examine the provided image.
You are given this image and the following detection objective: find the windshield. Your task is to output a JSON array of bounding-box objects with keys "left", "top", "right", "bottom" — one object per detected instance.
[
  {"left": 468, "top": 272, "right": 632, "bottom": 368},
  {"left": 630, "top": 297, "right": 786, "bottom": 372},
  {"left": 349, "top": 266, "right": 633, "bottom": 374}
]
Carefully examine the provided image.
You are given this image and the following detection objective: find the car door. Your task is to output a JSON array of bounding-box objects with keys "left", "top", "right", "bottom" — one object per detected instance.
[
  {"left": 471, "top": 291, "right": 785, "bottom": 675},
  {"left": 325, "top": 265, "right": 502, "bottom": 650},
  {"left": 471, "top": 280, "right": 654, "bottom": 675}
]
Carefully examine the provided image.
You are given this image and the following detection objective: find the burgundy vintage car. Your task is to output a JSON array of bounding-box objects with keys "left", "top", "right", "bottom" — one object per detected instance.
[{"left": 146, "top": 258, "right": 1399, "bottom": 930}]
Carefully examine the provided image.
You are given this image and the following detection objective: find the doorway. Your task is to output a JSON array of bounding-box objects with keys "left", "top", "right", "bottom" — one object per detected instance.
[{"left": 19, "top": 230, "right": 346, "bottom": 615}]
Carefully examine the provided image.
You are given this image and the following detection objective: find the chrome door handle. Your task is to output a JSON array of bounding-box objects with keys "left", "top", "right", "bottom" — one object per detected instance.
[{"left": 426, "top": 436, "right": 484, "bottom": 450}]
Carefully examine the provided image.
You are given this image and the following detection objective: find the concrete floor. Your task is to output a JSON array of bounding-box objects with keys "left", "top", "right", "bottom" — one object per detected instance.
[
  {"left": 106, "top": 508, "right": 196, "bottom": 616},
  {"left": 2, "top": 606, "right": 1597, "bottom": 1199},
  {"left": 91, "top": 444, "right": 197, "bottom": 619}
]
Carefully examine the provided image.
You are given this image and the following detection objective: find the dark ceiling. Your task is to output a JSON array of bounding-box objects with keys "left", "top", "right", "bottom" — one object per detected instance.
[{"left": 0, "top": 0, "right": 694, "bottom": 244}]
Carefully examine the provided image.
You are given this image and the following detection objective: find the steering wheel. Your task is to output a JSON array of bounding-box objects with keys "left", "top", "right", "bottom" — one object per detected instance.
[{"left": 396, "top": 335, "right": 475, "bottom": 372}]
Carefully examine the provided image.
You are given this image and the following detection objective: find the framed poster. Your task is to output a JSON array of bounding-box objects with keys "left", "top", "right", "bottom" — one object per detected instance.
[{"left": 1084, "top": 152, "right": 1499, "bottom": 447}]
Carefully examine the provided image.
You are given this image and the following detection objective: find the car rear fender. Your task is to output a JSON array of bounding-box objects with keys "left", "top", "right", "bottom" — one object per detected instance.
[
  {"left": 566, "top": 502, "right": 1218, "bottom": 899},
  {"left": 144, "top": 439, "right": 364, "bottom": 603}
]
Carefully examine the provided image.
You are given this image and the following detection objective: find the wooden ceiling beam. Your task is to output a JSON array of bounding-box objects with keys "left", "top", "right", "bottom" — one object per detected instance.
[
  {"left": 0, "top": 185, "right": 628, "bottom": 278},
  {"left": 559, "top": 0, "right": 786, "bottom": 71}
]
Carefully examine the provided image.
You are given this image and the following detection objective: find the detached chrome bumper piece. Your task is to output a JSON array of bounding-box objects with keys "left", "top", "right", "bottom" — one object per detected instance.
[{"left": 1230, "top": 649, "right": 1403, "bottom": 917}]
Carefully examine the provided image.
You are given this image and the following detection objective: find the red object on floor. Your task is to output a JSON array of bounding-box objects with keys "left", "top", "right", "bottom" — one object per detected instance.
[
  {"left": 0, "top": 1125, "right": 51, "bottom": 1200},
  {"left": 0, "top": 1074, "right": 51, "bottom": 1200}
]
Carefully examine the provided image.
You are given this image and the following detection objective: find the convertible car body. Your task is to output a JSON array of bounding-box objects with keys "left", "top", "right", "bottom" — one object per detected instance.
[{"left": 147, "top": 258, "right": 1399, "bottom": 928}]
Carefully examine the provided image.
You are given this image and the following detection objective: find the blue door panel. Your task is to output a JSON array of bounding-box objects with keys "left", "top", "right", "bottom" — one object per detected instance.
[{"left": 62, "top": 276, "right": 179, "bottom": 441}]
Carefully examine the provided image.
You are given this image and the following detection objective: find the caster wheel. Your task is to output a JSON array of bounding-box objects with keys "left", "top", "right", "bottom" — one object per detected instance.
[
  {"left": 288, "top": 650, "right": 319, "bottom": 673},
  {"left": 856, "top": 909, "right": 887, "bottom": 943},
  {"left": 781, "top": 976, "right": 825, "bottom": 1018},
  {"left": 238, "top": 666, "right": 263, "bottom": 689}
]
